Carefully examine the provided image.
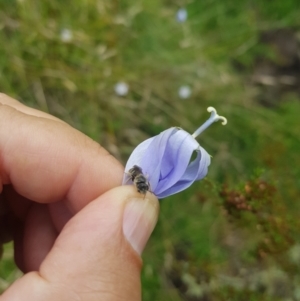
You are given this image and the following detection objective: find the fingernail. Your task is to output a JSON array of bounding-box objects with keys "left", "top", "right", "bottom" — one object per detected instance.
[{"left": 123, "top": 197, "right": 159, "bottom": 255}]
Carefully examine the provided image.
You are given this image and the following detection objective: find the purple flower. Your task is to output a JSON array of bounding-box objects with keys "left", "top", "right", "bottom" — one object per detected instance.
[
  {"left": 176, "top": 8, "right": 188, "bottom": 23},
  {"left": 123, "top": 107, "right": 227, "bottom": 198}
]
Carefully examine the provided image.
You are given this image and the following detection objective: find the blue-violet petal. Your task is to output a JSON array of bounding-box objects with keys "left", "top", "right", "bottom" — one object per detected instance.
[{"left": 123, "top": 127, "right": 211, "bottom": 198}]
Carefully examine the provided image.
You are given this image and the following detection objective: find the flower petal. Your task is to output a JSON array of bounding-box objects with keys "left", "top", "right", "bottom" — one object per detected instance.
[
  {"left": 123, "top": 128, "right": 177, "bottom": 191},
  {"left": 123, "top": 127, "right": 211, "bottom": 198},
  {"left": 156, "top": 146, "right": 210, "bottom": 198},
  {"left": 154, "top": 130, "right": 198, "bottom": 192}
]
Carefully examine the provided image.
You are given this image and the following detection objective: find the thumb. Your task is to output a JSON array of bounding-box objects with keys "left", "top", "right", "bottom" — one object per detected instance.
[{"left": 2, "top": 186, "right": 159, "bottom": 301}]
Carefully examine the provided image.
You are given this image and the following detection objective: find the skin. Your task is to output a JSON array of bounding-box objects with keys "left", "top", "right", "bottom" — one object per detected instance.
[{"left": 0, "top": 93, "right": 159, "bottom": 301}]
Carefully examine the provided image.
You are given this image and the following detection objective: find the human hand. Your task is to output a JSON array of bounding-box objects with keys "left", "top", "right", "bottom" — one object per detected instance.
[{"left": 0, "top": 94, "right": 159, "bottom": 301}]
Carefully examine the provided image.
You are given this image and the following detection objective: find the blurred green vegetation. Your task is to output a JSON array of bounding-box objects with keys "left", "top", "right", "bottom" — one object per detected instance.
[{"left": 1, "top": 0, "right": 300, "bottom": 299}]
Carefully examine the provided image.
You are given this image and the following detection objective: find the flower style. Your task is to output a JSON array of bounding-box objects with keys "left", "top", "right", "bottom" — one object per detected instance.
[{"left": 123, "top": 107, "right": 227, "bottom": 198}]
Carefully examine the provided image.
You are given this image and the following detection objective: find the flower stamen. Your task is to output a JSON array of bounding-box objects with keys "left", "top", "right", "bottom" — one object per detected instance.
[{"left": 192, "top": 107, "right": 227, "bottom": 138}]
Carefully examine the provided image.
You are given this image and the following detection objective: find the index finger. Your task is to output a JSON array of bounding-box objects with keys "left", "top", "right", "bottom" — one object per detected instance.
[{"left": 0, "top": 96, "right": 124, "bottom": 213}]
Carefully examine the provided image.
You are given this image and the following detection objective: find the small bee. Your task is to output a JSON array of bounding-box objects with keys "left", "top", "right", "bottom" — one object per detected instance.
[{"left": 127, "top": 165, "right": 150, "bottom": 196}]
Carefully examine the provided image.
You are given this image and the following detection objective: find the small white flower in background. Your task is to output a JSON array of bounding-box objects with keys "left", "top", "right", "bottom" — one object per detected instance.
[
  {"left": 178, "top": 85, "right": 192, "bottom": 99},
  {"left": 114, "top": 82, "right": 129, "bottom": 96},
  {"left": 176, "top": 8, "right": 188, "bottom": 23},
  {"left": 60, "top": 29, "right": 73, "bottom": 43}
]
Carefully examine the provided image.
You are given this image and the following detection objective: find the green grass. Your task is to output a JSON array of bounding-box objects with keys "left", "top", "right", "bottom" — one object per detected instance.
[{"left": 1, "top": 0, "right": 300, "bottom": 299}]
